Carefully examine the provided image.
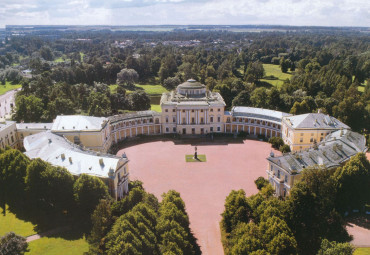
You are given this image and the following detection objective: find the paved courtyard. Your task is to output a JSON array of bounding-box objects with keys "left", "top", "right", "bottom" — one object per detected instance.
[{"left": 117, "top": 139, "right": 279, "bottom": 255}]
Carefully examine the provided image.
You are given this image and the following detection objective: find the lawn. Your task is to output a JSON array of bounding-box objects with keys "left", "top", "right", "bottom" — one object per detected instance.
[
  {"left": 260, "top": 64, "right": 293, "bottom": 88},
  {"left": 185, "top": 154, "right": 207, "bottom": 162},
  {"left": 109, "top": 84, "right": 168, "bottom": 95},
  {"left": 151, "top": 104, "right": 161, "bottom": 112},
  {"left": 26, "top": 236, "right": 89, "bottom": 255},
  {"left": 354, "top": 248, "right": 370, "bottom": 255},
  {"left": 0, "top": 81, "right": 21, "bottom": 95},
  {"left": 0, "top": 205, "right": 36, "bottom": 237}
]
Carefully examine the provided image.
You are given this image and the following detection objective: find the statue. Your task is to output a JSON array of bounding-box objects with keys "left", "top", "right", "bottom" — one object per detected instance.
[{"left": 194, "top": 146, "right": 198, "bottom": 159}]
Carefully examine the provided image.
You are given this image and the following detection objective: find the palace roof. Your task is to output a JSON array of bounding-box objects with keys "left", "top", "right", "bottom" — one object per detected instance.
[
  {"left": 267, "top": 129, "right": 367, "bottom": 174},
  {"left": 283, "top": 113, "right": 349, "bottom": 129},
  {"left": 24, "top": 131, "right": 126, "bottom": 178},
  {"left": 51, "top": 115, "right": 108, "bottom": 132},
  {"left": 231, "top": 107, "right": 290, "bottom": 123}
]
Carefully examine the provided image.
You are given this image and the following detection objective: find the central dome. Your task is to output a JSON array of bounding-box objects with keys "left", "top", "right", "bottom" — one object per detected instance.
[{"left": 177, "top": 79, "right": 206, "bottom": 96}]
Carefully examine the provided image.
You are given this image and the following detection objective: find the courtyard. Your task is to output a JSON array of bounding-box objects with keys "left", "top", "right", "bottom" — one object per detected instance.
[{"left": 117, "top": 138, "right": 279, "bottom": 255}]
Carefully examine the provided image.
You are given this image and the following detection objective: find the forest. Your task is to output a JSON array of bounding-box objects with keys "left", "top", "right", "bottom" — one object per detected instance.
[{"left": 0, "top": 29, "right": 368, "bottom": 139}]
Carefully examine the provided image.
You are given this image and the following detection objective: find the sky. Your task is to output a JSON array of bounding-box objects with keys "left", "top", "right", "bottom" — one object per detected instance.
[{"left": 0, "top": 0, "right": 369, "bottom": 28}]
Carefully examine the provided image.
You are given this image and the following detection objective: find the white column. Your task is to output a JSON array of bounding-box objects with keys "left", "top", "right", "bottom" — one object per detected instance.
[
  {"left": 248, "top": 126, "right": 250, "bottom": 133},
  {"left": 141, "top": 126, "right": 143, "bottom": 135},
  {"left": 159, "top": 125, "right": 161, "bottom": 134},
  {"left": 136, "top": 127, "right": 138, "bottom": 136},
  {"left": 236, "top": 125, "right": 238, "bottom": 133},
  {"left": 243, "top": 125, "right": 245, "bottom": 131},
  {"left": 115, "top": 133, "right": 117, "bottom": 143},
  {"left": 265, "top": 129, "right": 267, "bottom": 137},
  {"left": 130, "top": 128, "right": 132, "bottom": 137},
  {"left": 119, "top": 130, "right": 121, "bottom": 140}
]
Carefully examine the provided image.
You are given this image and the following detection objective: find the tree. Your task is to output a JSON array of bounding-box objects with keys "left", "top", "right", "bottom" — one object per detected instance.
[
  {"left": 222, "top": 189, "right": 251, "bottom": 233},
  {"left": 0, "top": 232, "right": 28, "bottom": 255},
  {"left": 116, "top": 68, "right": 139, "bottom": 87},
  {"left": 163, "top": 76, "right": 180, "bottom": 91},
  {"left": 251, "top": 87, "right": 269, "bottom": 108},
  {"left": 245, "top": 62, "right": 265, "bottom": 83},
  {"left": 87, "top": 92, "right": 111, "bottom": 116},
  {"left": 13, "top": 95, "right": 44, "bottom": 122},
  {"left": 88, "top": 199, "right": 114, "bottom": 254},
  {"left": 290, "top": 100, "right": 311, "bottom": 115},
  {"left": 40, "top": 46, "right": 53, "bottom": 61},
  {"left": 128, "top": 91, "right": 151, "bottom": 111},
  {"left": 333, "top": 153, "right": 370, "bottom": 213},
  {"left": 232, "top": 90, "right": 251, "bottom": 107},
  {"left": 279, "top": 144, "right": 291, "bottom": 153},
  {"left": 317, "top": 239, "right": 354, "bottom": 255},
  {"left": 254, "top": 177, "right": 269, "bottom": 191},
  {"left": 280, "top": 58, "right": 289, "bottom": 73},
  {"left": 0, "top": 149, "right": 30, "bottom": 214},
  {"left": 268, "top": 137, "right": 284, "bottom": 150},
  {"left": 73, "top": 174, "right": 109, "bottom": 218}
]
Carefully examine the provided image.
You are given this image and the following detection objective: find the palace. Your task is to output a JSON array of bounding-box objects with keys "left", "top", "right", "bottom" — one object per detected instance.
[{"left": 0, "top": 79, "right": 366, "bottom": 199}]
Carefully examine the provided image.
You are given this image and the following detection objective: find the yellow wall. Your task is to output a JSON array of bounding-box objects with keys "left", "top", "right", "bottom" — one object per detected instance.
[{"left": 0, "top": 122, "right": 18, "bottom": 149}]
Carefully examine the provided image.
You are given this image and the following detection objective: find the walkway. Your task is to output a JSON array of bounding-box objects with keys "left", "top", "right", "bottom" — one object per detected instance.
[
  {"left": 26, "top": 226, "right": 70, "bottom": 242},
  {"left": 117, "top": 139, "right": 279, "bottom": 255}
]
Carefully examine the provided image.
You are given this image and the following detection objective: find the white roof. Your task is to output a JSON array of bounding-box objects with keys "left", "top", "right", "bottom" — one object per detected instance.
[
  {"left": 16, "top": 123, "right": 53, "bottom": 130},
  {"left": 283, "top": 113, "right": 349, "bottom": 129},
  {"left": 51, "top": 115, "right": 107, "bottom": 132},
  {"left": 232, "top": 106, "right": 290, "bottom": 122},
  {"left": 24, "top": 132, "right": 126, "bottom": 178}
]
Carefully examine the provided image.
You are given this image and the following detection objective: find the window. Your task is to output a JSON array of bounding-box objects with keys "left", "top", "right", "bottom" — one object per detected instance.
[
  {"left": 192, "top": 109, "right": 194, "bottom": 112},
  {"left": 192, "top": 117, "right": 195, "bottom": 123},
  {"left": 173, "top": 127, "right": 176, "bottom": 132},
  {"left": 210, "top": 109, "right": 213, "bottom": 112},
  {"left": 300, "top": 138, "right": 303, "bottom": 142},
  {"left": 310, "top": 138, "right": 314, "bottom": 142},
  {"left": 166, "top": 117, "right": 169, "bottom": 123},
  {"left": 172, "top": 109, "right": 175, "bottom": 112},
  {"left": 320, "top": 137, "right": 323, "bottom": 142},
  {"left": 227, "top": 117, "right": 230, "bottom": 123},
  {"left": 182, "top": 110, "right": 185, "bottom": 113},
  {"left": 173, "top": 117, "right": 176, "bottom": 123},
  {"left": 210, "top": 127, "right": 213, "bottom": 132},
  {"left": 277, "top": 170, "right": 280, "bottom": 178},
  {"left": 165, "top": 109, "right": 168, "bottom": 112},
  {"left": 200, "top": 117, "right": 204, "bottom": 123},
  {"left": 218, "top": 108, "right": 221, "bottom": 112},
  {"left": 210, "top": 117, "right": 213, "bottom": 122},
  {"left": 166, "top": 127, "right": 169, "bottom": 133},
  {"left": 321, "top": 133, "right": 324, "bottom": 136},
  {"left": 218, "top": 117, "right": 221, "bottom": 122},
  {"left": 285, "top": 175, "right": 288, "bottom": 183},
  {"left": 201, "top": 109, "right": 204, "bottom": 112},
  {"left": 217, "top": 126, "right": 221, "bottom": 131},
  {"left": 270, "top": 165, "right": 273, "bottom": 171},
  {"left": 182, "top": 118, "right": 186, "bottom": 124}
]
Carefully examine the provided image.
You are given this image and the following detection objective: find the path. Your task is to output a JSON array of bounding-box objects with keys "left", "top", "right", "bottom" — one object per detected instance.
[
  {"left": 0, "top": 89, "right": 19, "bottom": 118},
  {"left": 347, "top": 223, "right": 370, "bottom": 247},
  {"left": 26, "top": 226, "right": 70, "bottom": 242},
  {"left": 117, "top": 139, "right": 279, "bottom": 255}
]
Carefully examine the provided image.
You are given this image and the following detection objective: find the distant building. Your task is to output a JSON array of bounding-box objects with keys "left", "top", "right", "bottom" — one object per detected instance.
[
  {"left": 24, "top": 131, "right": 129, "bottom": 200},
  {"left": 16, "top": 122, "right": 53, "bottom": 147},
  {"left": 282, "top": 113, "right": 349, "bottom": 151},
  {"left": 267, "top": 129, "right": 367, "bottom": 197}
]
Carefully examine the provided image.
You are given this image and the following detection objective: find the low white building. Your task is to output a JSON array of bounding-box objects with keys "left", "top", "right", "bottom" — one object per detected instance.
[{"left": 24, "top": 131, "right": 129, "bottom": 200}]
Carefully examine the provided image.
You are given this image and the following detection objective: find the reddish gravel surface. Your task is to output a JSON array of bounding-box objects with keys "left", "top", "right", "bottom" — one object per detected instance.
[
  {"left": 117, "top": 139, "right": 279, "bottom": 255},
  {"left": 347, "top": 223, "right": 370, "bottom": 247}
]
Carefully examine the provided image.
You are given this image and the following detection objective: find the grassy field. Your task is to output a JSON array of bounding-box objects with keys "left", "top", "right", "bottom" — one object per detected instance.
[
  {"left": 109, "top": 84, "right": 167, "bottom": 95},
  {"left": 151, "top": 104, "right": 161, "bottom": 112},
  {"left": 26, "top": 236, "right": 89, "bottom": 255},
  {"left": 185, "top": 154, "right": 207, "bottom": 162},
  {"left": 260, "top": 64, "right": 293, "bottom": 88},
  {"left": 354, "top": 248, "right": 370, "bottom": 255},
  {"left": 0, "top": 205, "right": 36, "bottom": 237},
  {"left": 0, "top": 81, "right": 21, "bottom": 95}
]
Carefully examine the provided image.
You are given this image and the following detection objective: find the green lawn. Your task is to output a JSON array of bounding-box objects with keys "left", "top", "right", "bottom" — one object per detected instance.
[
  {"left": 151, "top": 104, "right": 161, "bottom": 112},
  {"left": 26, "top": 236, "right": 89, "bottom": 255},
  {"left": 354, "top": 248, "right": 370, "bottom": 255},
  {"left": 260, "top": 64, "right": 293, "bottom": 88},
  {"left": 109, "top": 84, "right": 167, "bottom": 95},
  {"left": 185, "top": 154, "right": 207, "bottom": 162},
  {"left": 0, "top": 205, "right": 36, "bottom": 237},
  {"left": 0, "top": 81, "right": 21, "bottom": 95}
]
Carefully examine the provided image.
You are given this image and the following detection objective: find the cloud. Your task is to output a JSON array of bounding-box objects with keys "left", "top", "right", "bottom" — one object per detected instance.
[{"left": 0, "top": 0, "right": 369, "bottom": 27}]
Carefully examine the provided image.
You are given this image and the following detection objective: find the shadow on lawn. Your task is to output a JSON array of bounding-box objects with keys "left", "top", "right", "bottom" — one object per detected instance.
[{"left": 6, "top": 201, "right": 86, "bottom": 240}]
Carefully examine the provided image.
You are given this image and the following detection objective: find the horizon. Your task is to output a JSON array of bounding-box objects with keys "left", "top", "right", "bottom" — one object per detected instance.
[{"left": 1, "top": 0, "right": 369, "bottom": 29}]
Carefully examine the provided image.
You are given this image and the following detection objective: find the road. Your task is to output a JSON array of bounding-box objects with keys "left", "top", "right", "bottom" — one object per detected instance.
[{"left": 0, "top": 89, "right": 19, "bottom": 118}]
